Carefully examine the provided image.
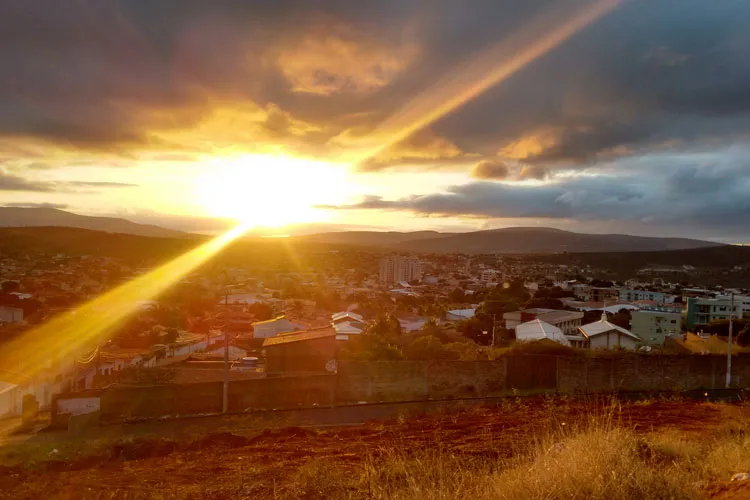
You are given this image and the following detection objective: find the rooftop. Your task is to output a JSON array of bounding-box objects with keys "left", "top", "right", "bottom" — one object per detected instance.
[{"left": 262, "top": 326, "right": 336, "bottom": 347}]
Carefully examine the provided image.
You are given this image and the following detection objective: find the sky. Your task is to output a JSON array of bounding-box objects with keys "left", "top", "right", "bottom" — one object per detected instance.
[{"left": 1, "top": 0, "right": 750, "bottom": 242}]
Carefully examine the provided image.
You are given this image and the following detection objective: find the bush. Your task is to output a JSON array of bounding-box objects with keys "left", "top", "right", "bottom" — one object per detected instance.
[
  {"left": 338, "top": 335, "right": 403, "bottom": 361},
  {"left": 403, "top": 335, "right": 459, "bottom": 361}
]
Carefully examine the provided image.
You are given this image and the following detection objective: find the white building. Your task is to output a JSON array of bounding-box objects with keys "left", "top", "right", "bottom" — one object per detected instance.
[
  {"left": 578, "top": 312, "right": 641, "bottom": 350},
  {"left": 503, "top": 309, "right": 583, "bottom": 336},
  {"left": 379, "top": 256, "right": 422, "bottom": 284},
  {"left": 252, "top": 315, "right": 304, "bottom": 339},
  {"left": 515, "top": 320, "right": 571, "bottom": 346},
  {"left": 0, "top": 306, "right": 23, "bottom": 324},
  {"left": 630, "top": 309, "right": 682, "bottom": 346},
  {"left": 619, "top": 289, "right": 667, "bottom": 303}
]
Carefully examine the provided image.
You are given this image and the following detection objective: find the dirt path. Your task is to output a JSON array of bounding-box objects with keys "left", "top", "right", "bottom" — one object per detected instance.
[{"left": 1, "top": 399, "right": 747, "bottom": 499}]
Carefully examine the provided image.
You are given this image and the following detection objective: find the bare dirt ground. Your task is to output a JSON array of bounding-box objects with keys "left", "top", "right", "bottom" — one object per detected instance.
[{"left": 1, "top": 397, "right": 749, "bottom": 499}]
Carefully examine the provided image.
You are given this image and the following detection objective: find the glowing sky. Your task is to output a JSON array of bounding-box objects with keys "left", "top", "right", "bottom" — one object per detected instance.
[{"left": 2, "top": 1, "right": 750, "bottom": 241}]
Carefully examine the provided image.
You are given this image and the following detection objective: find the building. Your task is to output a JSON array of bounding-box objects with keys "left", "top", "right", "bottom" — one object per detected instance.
[
  {"left": 331, "top": 311, "right": 366, "bottom": 340},
  {"left": 262, "top": 327, "right": 337, "bottom": 373},
  {"left": 515, "top": 320, "right": 571, "bottom": 346},
  {"left": 0, "top": 306, "right": 23, "bottom": 324},
  {"left": 572, "top": 284, "right": 591, "bottom": 300},
  {"left": 503, "top": 309, "right": 584, "bottom": 336},
  {"left": 591, "top": 287, "right": 619, "bottom": 303},
  {"left": 630, "top": 309, "right": 682, "bottom": 345},
  {"left": 619, "top": 289, "right": 666, "bottom": 303},
  {"left": 446, "top": 308, "right": 476, "bottom": 321},
  {"left": 578, "top": 312, "right": 641, "bottom": 350},
  {"left": 379, "top": 256, "right": 422, "bottom": 284},
  {"left": 480, "top": 270, "right": 499, "bottom": 284},
  {"left": 252, "top": 315, "right": 304, "bottom": 339},
  {"left": 685, "top": 296, "right": 750, "bottom": 328}
]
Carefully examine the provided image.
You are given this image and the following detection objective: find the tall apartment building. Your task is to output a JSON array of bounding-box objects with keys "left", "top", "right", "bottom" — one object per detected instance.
[
  {"left": 685, "top": 295, "right": 750, "bottom": 328},
  {"left": 379, "top": 256, "right": 422, "bottom": 284},
  {"left": 630, "top": 309, "right": 682, "bottom": 345}
]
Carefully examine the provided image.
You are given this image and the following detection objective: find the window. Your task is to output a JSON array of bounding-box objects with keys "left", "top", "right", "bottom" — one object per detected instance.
[{"left": 670, "top": 320, "right": 676, "bottom": 323}]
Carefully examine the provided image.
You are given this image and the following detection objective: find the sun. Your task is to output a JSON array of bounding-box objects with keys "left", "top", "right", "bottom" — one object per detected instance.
[{"left": 195, "top": 154, "right": 347, "bottom": 228}]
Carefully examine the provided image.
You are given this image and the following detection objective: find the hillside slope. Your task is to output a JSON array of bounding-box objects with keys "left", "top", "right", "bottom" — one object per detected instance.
[
  {"left": 0, "top": 207, "right": 189, "bottom": 238},
  {"left": 390, "top": 227, "right": 722, "bottom": 254}
]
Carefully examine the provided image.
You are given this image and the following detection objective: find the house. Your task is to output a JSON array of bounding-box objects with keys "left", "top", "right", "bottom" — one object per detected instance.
[
  {"left": 515, "top": 320, "right": 571, "bottom": 346},
  {"left": 578, "top": 312, "right": 641, "bottom": 350},
  {"left": 630, "top": 309, "right": 682, "bottom": 346},
  {"left": 252, "top": 315, "right": 304, "bottom": 339},
  {"left": 446, "top": 308, "right": 476, "bottom": 321},
  {"left": 262, "top": 327, "right": 337, "bottom": 373},
  {"left": 0, "top": 306, "right": 23, "bottom": 324},
  {"left": 333, "top": 321, "right": 366, "bottom": 340},
  {"left": 503, "top": 309, "right": 583, "bottom": 336},
  {"left": 397, "top": 315, "right": 429, "bottom": 332},
  {"left": 331, "top": 311, "right": 364, "bottom": 324}
]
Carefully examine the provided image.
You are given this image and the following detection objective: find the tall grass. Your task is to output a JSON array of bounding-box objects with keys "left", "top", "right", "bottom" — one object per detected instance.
[{"left": 284, "top": 406, "right": 750, "bottom": 499}]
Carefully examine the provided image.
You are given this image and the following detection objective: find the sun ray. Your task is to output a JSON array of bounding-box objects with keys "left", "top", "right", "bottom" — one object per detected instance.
[
  {"left": 0, "top": 224, "right": 248, "bottom": 384},
  {"left": 350, "top": 0, "right": 622, "bottom": 166}
]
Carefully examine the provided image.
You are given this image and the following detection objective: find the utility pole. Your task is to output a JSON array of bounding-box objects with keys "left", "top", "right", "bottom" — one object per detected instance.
[
  {"left": 491, "top": 314, "right": 496, "bottom": 347},
  {"left": 222, "top": 289, "right": 230, "bottom": 414},
  {"left": 726, "top": 292, "right": 734, "bottom": 388},
  {"left": 222, "top": 328, "right": 229, "bottom": 413}
]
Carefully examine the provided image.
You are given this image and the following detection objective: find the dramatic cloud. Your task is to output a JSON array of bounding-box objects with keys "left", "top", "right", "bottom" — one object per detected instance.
[
  {"left": 1, "top": 1, "right": 750, "bottom": 239},
  {"left": 321, "top": 148, "right": 750, "bottom": 240},
  {"left": 471, "top": 160, "right": 510, "bottom": 180}
]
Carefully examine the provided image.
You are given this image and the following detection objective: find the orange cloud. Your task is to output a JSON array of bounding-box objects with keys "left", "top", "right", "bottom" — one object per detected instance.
[{"left": 277, "top": 24, "right": 419, "bottom": 95}]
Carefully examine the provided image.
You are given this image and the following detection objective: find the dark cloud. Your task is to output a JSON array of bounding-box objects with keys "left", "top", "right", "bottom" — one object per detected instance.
[
  {"left": 3, "top": 202, "right": 69, "bottom": 209},
  {"left": 0, "top": 170, "right": 138, "bottom": 192},
  {"left": 321, "top": 149, "right": 750, "bottom": 240},
  {"left": 471, "top": 160, "right": 510, "bottom": 180},
  {"left": 0, "top": 171, "right": 55, "bottom": 192}
]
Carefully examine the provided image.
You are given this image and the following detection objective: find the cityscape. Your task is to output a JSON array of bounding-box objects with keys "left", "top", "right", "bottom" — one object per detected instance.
[{"left": 2, "top": 0, "right": 750, "bottom": 498}]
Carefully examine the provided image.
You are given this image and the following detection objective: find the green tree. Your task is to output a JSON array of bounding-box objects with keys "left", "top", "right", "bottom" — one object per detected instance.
[{"left": 404, "top": 335, "right": 458, "bottom": 361}]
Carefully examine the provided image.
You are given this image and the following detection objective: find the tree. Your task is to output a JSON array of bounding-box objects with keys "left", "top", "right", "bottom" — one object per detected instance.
[
  {"left": 448, "top": 288, "right": 466, "bottom": 303},
  {"left": 164, "top": 327, "right": 179, "bottom": 344},
  {"left": 404, "top": 335, "right": 458, "bottom": 361},
  {"left": 339, "top": 334, "right": 403, "bottom": 361},
  {"left": 0, "top": 281, "right": 20, "bottom": 293},
  {"left": 524, "top": 297, "right": 564, "bottom": 310},
  {"left": 365, "top": 313, "right": 402, "bottom": 338}
]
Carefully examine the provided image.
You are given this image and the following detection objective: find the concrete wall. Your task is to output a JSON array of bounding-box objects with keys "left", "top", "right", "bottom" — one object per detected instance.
[{"left": 90, "top": 355, "right": 750, "bottom": 422}]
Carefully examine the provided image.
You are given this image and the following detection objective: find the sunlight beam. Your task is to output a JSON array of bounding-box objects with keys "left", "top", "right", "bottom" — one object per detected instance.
[
  {"left": 0, "top": 224, "right": 248, "bottom": 384},
  {"left": 351, "top": 0, "right": 622, "bottom": 166}
]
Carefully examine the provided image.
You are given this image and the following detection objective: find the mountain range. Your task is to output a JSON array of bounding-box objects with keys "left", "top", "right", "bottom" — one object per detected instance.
[
  {"left": 0, "top": 207, "right": 724, "bottom": 254},
  {"left": 0, "top": 207, "right": 189, "bottom": 239},
  {"left": 296, "top": 227, "right": 722, "bottom": 254}
]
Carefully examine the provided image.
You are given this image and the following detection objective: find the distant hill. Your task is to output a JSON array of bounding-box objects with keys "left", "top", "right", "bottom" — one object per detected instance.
[
  {"left": 0, "top": 207, "right": 190, "bottom": 238},
  {"left": 529, "top": 244, "right": 750, "bottom": 272},
  {"left": 295, "top": 230, "right": 449, "bottom": 246},
  {"left": 298, "top": 227, "right": 722, "bottom": 254}
]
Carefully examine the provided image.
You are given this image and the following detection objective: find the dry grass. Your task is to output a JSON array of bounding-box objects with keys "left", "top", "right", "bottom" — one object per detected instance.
[{"left": 282, "top": 408, "right": 750, "bottom": 499}]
